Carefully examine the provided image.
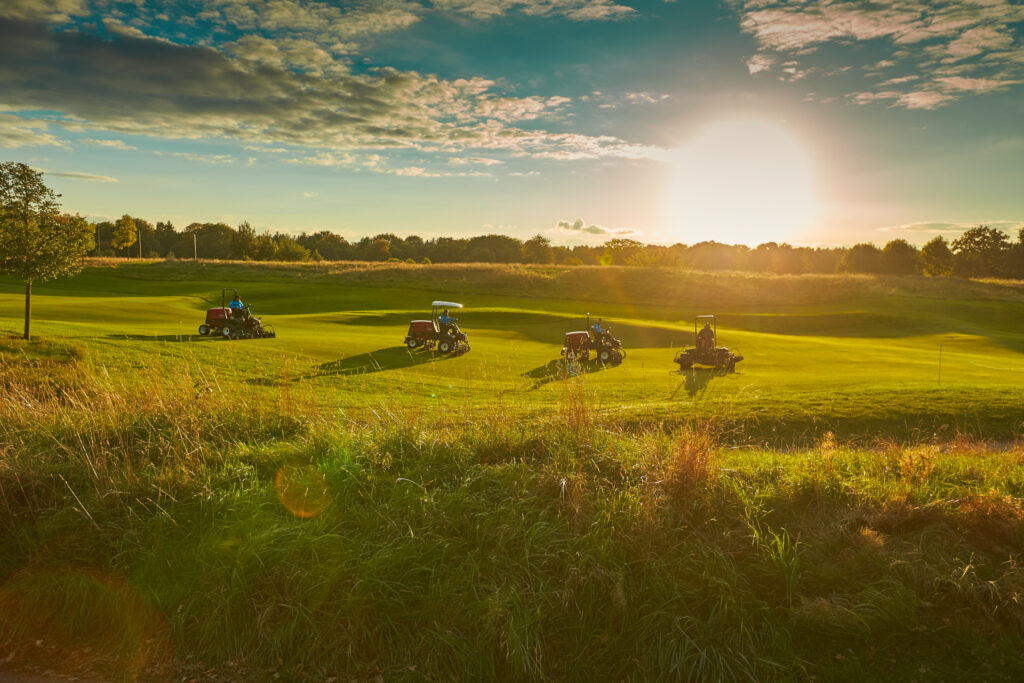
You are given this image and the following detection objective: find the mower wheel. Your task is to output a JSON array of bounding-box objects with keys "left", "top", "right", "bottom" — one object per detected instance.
[
  {"left": 407, "top": 339, "right": 418, "bottom": 349},
  {"left": 438, "top": 339, "right": 453, "bottom": 354},
  {"left": 220, "top": 327, "right": 232, "bottom": 339},
  {"left": 198, "top": 324, "right": 210, "bottom": 336},
  {"left": 598, "top": 349, "right": 612, "bottom": 362}
]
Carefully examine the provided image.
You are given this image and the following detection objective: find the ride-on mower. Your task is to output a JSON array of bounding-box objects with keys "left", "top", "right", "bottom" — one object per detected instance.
[
  {"left": 404, "top": 301, "right": 469, "bottom": 354},
  {"left": 673, "top": 315, "right": 741, "bottom": 371},
  {"left": 198, "top": 288, "right": 276, "bottom": 340},
  {"left": 561, "top": 313, "right": 625, "bottom": 363}
]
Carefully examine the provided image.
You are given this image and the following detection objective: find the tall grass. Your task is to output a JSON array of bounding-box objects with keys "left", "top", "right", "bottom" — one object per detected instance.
[{"left": 2, "top": 342, "right": 1024, "bottom": 681}]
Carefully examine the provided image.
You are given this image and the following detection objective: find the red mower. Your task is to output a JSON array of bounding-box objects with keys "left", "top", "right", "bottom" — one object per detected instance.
[
  {"left": 198, "top": 288, "right": 276, "bottom": 340},
  {"left": 404, "top": 301, "right": 469, "bottom": 355},
  {"left": 560, "top": 313, "right": 625, "bottom": 363}
]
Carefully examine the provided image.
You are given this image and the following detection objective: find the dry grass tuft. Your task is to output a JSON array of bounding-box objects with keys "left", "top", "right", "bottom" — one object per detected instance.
[{"left": 664, "top": 424, "right": 718, "bottom": 496}]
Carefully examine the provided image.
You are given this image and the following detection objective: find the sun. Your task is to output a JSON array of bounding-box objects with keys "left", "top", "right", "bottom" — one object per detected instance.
[{"left": 665, "top": 119, "right": 817, "bottom": 246}]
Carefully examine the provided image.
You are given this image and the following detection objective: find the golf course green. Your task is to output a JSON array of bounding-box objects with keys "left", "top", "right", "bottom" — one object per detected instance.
[
  {"left": 2, "top": 260, "right": 1024, "bottom": 681},
  {"left": 2, "top": 259, "right": 1023, "bottom": 439}
]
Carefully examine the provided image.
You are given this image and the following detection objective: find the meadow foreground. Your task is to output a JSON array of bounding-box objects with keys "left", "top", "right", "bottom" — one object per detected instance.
[{"left": 1, "top": 261, "right": 1023, "bottom": 681}]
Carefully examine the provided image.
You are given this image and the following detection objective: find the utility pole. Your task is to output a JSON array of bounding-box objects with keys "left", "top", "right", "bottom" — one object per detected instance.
[
  {"left": 138, "top": 231, "right": 142, "bottom": 259},
  {"left": 193, "top": 233, "right": 198, "bottom": 260}
]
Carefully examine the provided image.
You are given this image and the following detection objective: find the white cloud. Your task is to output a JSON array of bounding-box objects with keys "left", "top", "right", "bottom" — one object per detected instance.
[
  {"left": 746, "top": 54, "right": 773, "bottom": 74},
  {"left": 0, "top": 114, "right": 68, "bottom": 148},
  {"left": 897, "top": 91, "right": 956, "bottom": 109},
  {"left": 154, "top": 151, "right": 238, "bottom": 164},
  {"left": 0, "top": 24, "right": 654, "bottom": 166},
  {"left": 624, "top": 91, "right": 670, "bottom": 104},
  {"left": 937, "top": 75, "right": 1020, "bottom": 92},
  {"left": 449, "top": 156, "right": 503, "bottom": 165},
  {"left": 430, "top": 0, "right": 635, "bottom": 21},
  {"left": 45, "top": 171, "right": 119, "bottom": 182},
  {"left": 729, "top": 0, "right": 1024, "bottom": 109},
  {"left": 0, "top": 0, "right": 88, "bottom": 23},
  {"left": 82, "top": 138, "right": 137, "bottom": 150},
  {"left": 550, "top": 217, "right": 639, "bottom": 238}
]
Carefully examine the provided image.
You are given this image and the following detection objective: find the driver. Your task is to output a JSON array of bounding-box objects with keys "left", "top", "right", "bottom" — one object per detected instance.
[
  {"left": 228, "top": 294, "right": 247, "bottom": 327},
  {"left": 697, "top": 322, "right": 715, "bottom": 352},
  {"left": 439, "top": 308, "right": 458, "bottom": 335},
  {"left": 592, "top": 317, "right": 609, "bottom": 342}
]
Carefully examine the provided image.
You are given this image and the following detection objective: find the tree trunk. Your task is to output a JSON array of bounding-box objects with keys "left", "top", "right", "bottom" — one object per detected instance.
[{"left": 23, "top": 280, "right": 32, "bottom": 340}]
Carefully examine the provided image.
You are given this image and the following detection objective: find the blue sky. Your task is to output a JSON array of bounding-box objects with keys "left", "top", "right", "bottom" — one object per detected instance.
[{"left": 1, "top": 0, "right": 1022, "bottom": 246}]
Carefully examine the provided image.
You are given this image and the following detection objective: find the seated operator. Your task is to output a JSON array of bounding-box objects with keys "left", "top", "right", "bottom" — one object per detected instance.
[
  {"left": 438, "top": 308, "right": 458, "bottom": 335},
  {"left": 229, "top": 294, "right": 246, "bottom": 319},
  {"left": 697, "top": 322, "right": 715, "bottom": 353}
]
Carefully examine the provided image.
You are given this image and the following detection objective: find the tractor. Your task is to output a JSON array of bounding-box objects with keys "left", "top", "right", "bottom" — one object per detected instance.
[
  {"left": 404, "top": 301, "right": 469, "bottom": 355},
  {"left": 561, "top": 313, "right": 625, "bottom": 363},
  {"left": 197, "top": 288, "right": 276, "bottom": 340},
  {"left": 673, "top": 315, "right": 741, "bottom": 371}
]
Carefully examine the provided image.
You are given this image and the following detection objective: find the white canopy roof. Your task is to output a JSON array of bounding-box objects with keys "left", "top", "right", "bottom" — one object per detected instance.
[{"left": 432, "top": 301, "right": 463, "bottom": 308}]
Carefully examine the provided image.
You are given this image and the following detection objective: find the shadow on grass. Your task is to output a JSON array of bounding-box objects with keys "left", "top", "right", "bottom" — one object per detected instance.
[
  {"left": 522, "top": 357, "right": 616, "bottom": 390},
  {"left": 103, "top": 333, "right": 215, "bottom": 343},
  {"left": 671, "top": 367, "right": 735, "bottom": 399},
  {"left": 309, "top": 346, "right": 456, "bottom": 378}
]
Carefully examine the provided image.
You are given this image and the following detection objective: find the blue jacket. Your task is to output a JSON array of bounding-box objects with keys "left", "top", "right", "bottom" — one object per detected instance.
[
  {"left": 439, "top": 313, "right": 456, "bottom": 325},
  {"left": 592, "top": 322, "right": 604, "bottom": 334},
  {"left": 229, "top": 299, "right": 244, "bottom": 310}
]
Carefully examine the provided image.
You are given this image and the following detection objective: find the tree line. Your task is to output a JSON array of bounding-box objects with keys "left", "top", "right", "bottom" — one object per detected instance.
[
  {"left": 4, "top": 161, "right": 1024, "bottom": 340},
  {"left": 95, "top": 215, "right": 1024, "bottom": 278}
]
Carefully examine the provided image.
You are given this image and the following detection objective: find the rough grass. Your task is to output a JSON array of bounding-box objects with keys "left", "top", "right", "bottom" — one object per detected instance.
[
  {"left": 1, "top": 346, "right": 1023, "bottom": 681},
  {"left": 1, "top": 263, "right": 1024, "bottom": 680}
]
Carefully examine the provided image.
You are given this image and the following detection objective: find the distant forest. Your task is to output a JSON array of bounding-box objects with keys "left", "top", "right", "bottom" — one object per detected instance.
[{"left": 93, "top": 217, "right": 1024, "bottom": 278}]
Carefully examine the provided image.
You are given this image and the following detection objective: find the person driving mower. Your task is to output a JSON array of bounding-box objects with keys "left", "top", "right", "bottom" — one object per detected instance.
[
  {"left": 439, "top": 308, "right": 459, "bottom": 336},
  {"left": 591, "top": 317, "right": 614, "bottom": 345},
  {"left": 697, "top": 322, "right": 715, "bottom": 353}
]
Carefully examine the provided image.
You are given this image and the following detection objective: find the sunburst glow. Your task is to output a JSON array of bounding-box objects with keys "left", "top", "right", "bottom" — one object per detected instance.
[{"left": 666, "top": 119, "right": 817, "bottom": 246}]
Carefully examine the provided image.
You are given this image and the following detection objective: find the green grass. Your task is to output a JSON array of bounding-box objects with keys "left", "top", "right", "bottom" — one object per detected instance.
[
  {"left": 1, "top": 260, "right": 1024, "bottom": 680},
  {"left": 2, "top": 259, "right": 1023, "bottom": 441}
]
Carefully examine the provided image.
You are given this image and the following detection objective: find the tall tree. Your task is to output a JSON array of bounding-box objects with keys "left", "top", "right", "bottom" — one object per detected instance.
[
  {"left": 364, "top": 237, "right": 391, "bottom": 261},
  {"left": 112, "top": 214, "right": 137, "bottom": 252},
  {"left": 233, "top": 221, "right": 258, "bottom": 260},
  {"left": 154, "top": 221, "right": 178, "bottom": 256},
  {"left": 0, "top": 163, "right": 94, "bottom": 339},
  {"left": 522, "top": 234, "right": 554, "bottom": 264},
  {"left": 920, "top": 236, "right": 954, "bottom": 277},
  {"left": 951, "top": 225, "right": 1009, "bottom": 277},
  {"left": 837, "top": 243, "right": 883, "bottom": 274},
  {"left": 881, "top": 239, "right": 921, "bottom": 275}
]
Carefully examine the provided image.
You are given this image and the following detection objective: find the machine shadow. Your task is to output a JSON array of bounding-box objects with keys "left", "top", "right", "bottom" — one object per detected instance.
[
  {"left": 522, "top": 357, "right": 615, "bottom": 390},
  {"left": 673, "top": 367, "right": 734, "bottom": 398},
  {"left": 308, "top": 346, "right": 453, "bottom": 378}
]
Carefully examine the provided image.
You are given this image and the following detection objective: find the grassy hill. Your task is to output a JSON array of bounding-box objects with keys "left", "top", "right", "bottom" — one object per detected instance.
[
  {"left": 2, "top": 259, "right": 1023, "bottom": 441},
  {"left": 1, "top": 260, "right": 1024, "bottom": 681}
]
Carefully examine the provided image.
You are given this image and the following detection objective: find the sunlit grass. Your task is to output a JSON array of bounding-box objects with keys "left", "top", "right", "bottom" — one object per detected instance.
[{"left": 1, "top": 261, "right": 1023, "bottom": 680}]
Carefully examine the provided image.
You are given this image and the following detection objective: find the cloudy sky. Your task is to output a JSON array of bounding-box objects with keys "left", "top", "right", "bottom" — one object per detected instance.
[{"left": 1, "top": 0, "right": 1022, "bottom": 246}]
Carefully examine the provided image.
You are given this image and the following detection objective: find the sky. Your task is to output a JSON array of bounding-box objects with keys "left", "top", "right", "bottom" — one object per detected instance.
[{"left": 1, "top": 0, "right": 1022, "bottom": 247}]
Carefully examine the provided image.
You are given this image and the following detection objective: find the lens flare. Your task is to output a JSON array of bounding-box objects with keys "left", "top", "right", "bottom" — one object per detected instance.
[
  {"left": 0, "top": 567, "right": 171, "bottom": 680},
  {"left": 274, "top": 464, "right": 331, "bottom": 519}
]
